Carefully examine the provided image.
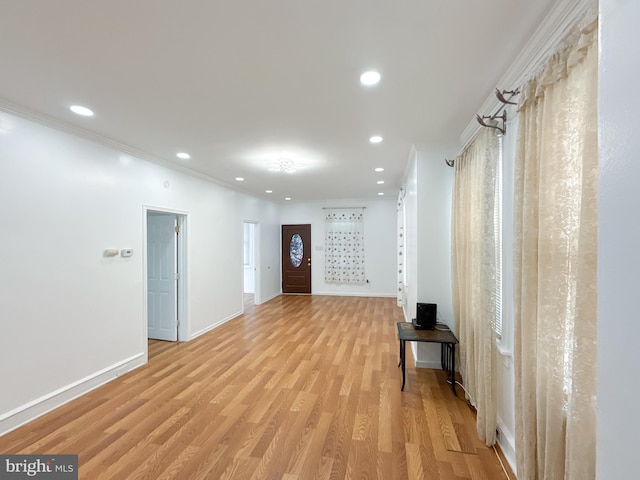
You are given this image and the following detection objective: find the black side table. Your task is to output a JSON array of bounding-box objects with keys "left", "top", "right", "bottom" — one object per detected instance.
[{"left": 396, "top": 321, "right": 459, "bottom": 394}]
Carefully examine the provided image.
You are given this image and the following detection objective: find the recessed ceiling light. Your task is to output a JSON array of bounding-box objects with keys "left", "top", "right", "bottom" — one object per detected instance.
[
  {"left": 375, "top": 167, "right": 384, "bottom": 172},
  {"left": 285, "top": 197, "right": 292, "bottom": 201},
  {"left": 377, "top": 180, "right": 385, "bottom": 185},
  {"left": 176, "top": 152, "right": 190, "bottom": 160},
  {"left": 265, "top": 190, "right": 273, "bottom": 194},
  {"left": 235, "top": 177, "right": 244, "bottom": 182},
  {"left": 378, "top": 192, "right": 385, "bottom": 196},
  {"left": 369, "top": 135, "right": 383, "bottom": 144},
  {"left": 70, "top": 105, "right": 94, "bottom": 117},
  {"left": 360, "top": 71, "right": 381, "bottom": 86}
]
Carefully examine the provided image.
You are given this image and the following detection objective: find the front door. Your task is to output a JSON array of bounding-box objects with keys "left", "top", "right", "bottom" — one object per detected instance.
[
  {"left": 282, "top": 224, "right": 311, "bottom": 294},
  {"left": 147, "top": 213, "right": 178, "bottom": 341}
]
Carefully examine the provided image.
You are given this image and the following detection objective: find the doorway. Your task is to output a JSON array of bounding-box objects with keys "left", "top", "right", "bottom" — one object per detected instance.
[
  {"left": 243, "top": 220, "right": 261, "bottom": 307},
  {"left": 281, "top": 224, "right": 311, "bottom": 294},
  {"left": 243, "top": 221, "right": 256, "bottom": 308},
  {"left": 145, "top": 207, "right": 188, "bottom": 342}
]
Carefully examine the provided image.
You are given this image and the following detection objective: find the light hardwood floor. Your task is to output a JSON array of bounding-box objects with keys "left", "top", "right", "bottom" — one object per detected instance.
[{"left": 0, "top": 295, "right": 508, "bottom": 479}]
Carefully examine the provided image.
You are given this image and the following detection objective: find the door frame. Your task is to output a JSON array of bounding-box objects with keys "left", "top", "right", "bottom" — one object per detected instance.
[
  {"left": 143, "top": 205, "right": 189, "bottom": 356},
  {"left": 242, "top": 219, "right": 261, "bottom": 307}
]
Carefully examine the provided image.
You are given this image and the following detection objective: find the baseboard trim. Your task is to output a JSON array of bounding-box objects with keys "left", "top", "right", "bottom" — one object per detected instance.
[
  {"left": 0, "top": 353, "right": 146, "bottom": 437},
  {"left": 190, "top": 312, "right": 242, "bottom": 340},
  {"left": 496, "top": 418, "right": 518, "bottom": 477},
  {"left": 415, "top": 360, "right": 443, "bottom": 369},
  {"left": 255, "top": 291, "right": 281, "bottom": 305},
  {"left": 313, "top": 291, "right": 396, "bottom": 298}
]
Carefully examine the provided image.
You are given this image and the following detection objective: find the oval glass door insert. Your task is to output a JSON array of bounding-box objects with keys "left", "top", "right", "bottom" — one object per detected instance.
[{"left": 290, "top": 233, "right": 303, "bottom": 268}]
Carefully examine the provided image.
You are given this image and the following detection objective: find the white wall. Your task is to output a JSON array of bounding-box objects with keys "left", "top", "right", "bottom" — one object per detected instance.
[
  {"left": 279, "top": 198, "right": 397, "bottom": 297},
  {"left": 0, "top": 111, "right": 281, "bottom": 434},
  {"left": 597, "top": 1, "right": 640, "bottom": 478},
  {"left": 401, "top": 147, "right": 455, "bottom": 368},
  {"left": 416, "top": 151, "right": 454, "bottom": 367},
  {"left": 403, "top": 148, "right": 419, "bottom": 322},
  {"left": 416, "top": 151, "right": 454, "bottom": 326}
]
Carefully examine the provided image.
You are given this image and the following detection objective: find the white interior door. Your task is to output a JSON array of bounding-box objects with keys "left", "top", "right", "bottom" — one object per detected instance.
[{"left": 147, "top": 213, "right": 178, "bottom": 341}]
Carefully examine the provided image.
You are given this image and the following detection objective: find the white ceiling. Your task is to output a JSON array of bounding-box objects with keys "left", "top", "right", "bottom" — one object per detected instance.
[{"left": 0, "top": 0, "right": 555, "bottom": 202}]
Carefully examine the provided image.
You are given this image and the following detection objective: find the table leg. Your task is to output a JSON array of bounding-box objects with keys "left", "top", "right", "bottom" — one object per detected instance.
[
  {"left": 450, "top": 344, "right": 456, "bottom": 395},
  {"left": 401, "top": 340, "right": 406, "bottom": 391}
]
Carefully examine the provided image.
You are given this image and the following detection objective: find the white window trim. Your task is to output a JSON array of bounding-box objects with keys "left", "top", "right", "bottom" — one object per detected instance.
[{"left": 496, "top": 106, "right": 518, "bottom": 358}]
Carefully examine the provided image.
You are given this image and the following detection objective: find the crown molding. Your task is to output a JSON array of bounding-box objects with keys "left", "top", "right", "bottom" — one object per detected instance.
[
  {"left": 0, "top": 97, "right": 249, "bottom": 194},
  {"left": 458, "top": 0, "right": 593, "bottom": 151}
]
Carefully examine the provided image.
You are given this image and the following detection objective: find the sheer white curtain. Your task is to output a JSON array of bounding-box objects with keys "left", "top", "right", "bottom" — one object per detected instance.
[
  {"left": 324, "top": 208, "right": 366, "bottom": 284},
  {"left": 514, "top": 14, "right": 598, "bottom": 480},
  {"left": 452, "top": 127, "right": 500, "bottom": 445},
  {"left": 397, "top": 190, "right": 406, "bottom": 307}
]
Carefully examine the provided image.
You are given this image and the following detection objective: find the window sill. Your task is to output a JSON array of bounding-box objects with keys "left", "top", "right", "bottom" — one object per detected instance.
[{"left": 496, "top": 339, "right": 512, "bottom": 357}]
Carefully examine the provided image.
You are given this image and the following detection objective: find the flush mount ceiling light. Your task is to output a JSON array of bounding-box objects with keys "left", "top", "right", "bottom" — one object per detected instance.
[
  {"left": 265, "top": 190, "right": 273, "bottom": 194},
  {"left": 375, "top": 167, "right": 384, "bottom": 172},
  {"left": 378, "top": 192, "right": 385, "bottom": 196},
  {"left": 176, "top": 152, "right": 190, "bottom": 160},
  {"left": 369, "top": 135, "right": 383, "bottom": 143},
  {"left": 70, "top": 105, "right": 94, "bottom": 116},
  {"left": 235, "top": 177, "right": 244, "bottom": 182},
  {"left": 285, "top": 197, "right": 292, "bottom": 201},
  {"left": 360, "top": 71, "right": 381, "bottom": 86},
  {"left": 377, "top": 180, "right": 385, "bottom": 185},
  {"left": 266, "top": 158, "right": 297, "bottom": 174}
]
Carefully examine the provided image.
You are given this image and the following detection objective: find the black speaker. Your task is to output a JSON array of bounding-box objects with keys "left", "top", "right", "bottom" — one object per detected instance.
[{"left": 415, "top": 303, "right": 437, "bottom": 330}]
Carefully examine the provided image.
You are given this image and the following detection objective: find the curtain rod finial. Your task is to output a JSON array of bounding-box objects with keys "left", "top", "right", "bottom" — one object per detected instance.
[{"left": 495, "top": 88, "right": 519, "bottom": 105}]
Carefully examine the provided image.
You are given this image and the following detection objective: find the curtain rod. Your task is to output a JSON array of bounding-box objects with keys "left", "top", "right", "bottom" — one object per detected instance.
[
  {"left": 445, "top": 88, "right": 519, "bottom": 167},
  {"left": 322, "top": 207, "right": 366, "bottom": 210}
]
